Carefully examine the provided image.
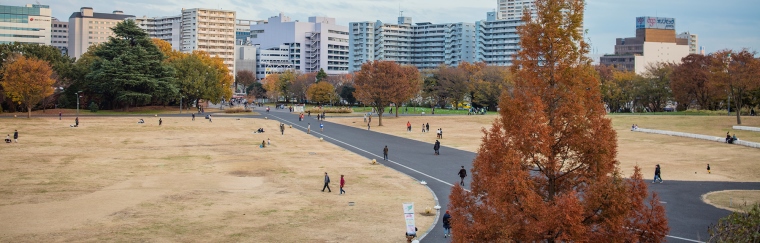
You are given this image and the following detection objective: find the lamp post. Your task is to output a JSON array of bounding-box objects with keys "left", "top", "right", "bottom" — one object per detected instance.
[
  {"left": 726, "top": 53, "right": 732, "bottom": 116},
  {"left": 76, "top": 91, "right": 83, "bottom": 116},
  {"left": 180, "top": 95, "right": 183, "bottom": 114}
]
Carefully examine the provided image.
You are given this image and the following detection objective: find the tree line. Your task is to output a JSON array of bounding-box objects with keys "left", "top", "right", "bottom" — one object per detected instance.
[
  {"left": 598, "top": 49, "right": 760, "bottom": 124},
  {"left": 0, "top": 19, "right": 232, "bottom": 116}
]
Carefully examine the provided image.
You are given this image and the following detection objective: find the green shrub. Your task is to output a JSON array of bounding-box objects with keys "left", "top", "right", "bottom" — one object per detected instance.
[
  {"left": 88, "top": 102, "right": 99, "bottom": 112},
  {"left": 708, "top": 203, "right": 760, "bottom": 242}
]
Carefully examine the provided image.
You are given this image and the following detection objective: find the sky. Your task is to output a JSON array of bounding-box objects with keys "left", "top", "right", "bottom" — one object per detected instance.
[{"left": 6, "top": 0, "right": 759, "bottom": 58}]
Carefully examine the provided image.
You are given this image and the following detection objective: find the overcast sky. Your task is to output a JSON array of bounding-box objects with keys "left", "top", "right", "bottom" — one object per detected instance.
[{"left": 6, "top": 0, "right": 759, "bottom": 57}]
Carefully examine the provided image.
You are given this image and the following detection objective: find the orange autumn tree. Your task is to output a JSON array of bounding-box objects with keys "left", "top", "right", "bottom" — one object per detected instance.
[
  {"left": 448, "top": 0, "right": 669, "bottom": 242},
  {"left": 354, "top": 60, "right": 419, "bottom": 125},
  {"left": 1, "top": 55, "right": 55, "bottom": 118}
]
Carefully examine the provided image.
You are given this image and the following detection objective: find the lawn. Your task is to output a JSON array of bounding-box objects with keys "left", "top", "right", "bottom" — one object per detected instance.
[
  {"left": 330, "top": 114, "right": 760, "bottom": 182},
  {"left": 0, "top": 117, "right": 434, "bottom": 242}
]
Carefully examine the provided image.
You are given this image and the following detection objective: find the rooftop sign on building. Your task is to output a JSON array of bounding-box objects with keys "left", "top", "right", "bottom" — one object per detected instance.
[{"left": 636, "top": 16, "right": 675, "bottom": 30}]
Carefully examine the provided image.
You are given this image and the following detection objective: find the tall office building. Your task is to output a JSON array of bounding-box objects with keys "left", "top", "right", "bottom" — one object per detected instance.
[
  {"left": 599, "top": 17, "right": 690, "bottom": 74},
  {"left": 349, "top": 16, "right": 476, "bottom": 71},
  {"left": 68, "top": 7, "right": 134, "bottom": 58},
  {"left": 51, "top": 17, "right": 69, "bottom": 55},
  {"left": 0, "top": 4, "right": 52, "bottom": 45},
  {"left": 134, "top": 15, "right": 182, "bottom": 49},
  {"left": 248, "top": 13, "right": 349, "bottom": 75},
  {"left": 180, "top": 8, "right": 236, "bottom": 73},
  {"left": 676, "top": 31, "right": 698, "bottom": 54}
]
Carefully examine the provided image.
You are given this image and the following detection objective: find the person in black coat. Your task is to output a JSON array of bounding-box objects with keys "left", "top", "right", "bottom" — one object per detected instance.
[
  {"left": 434, "top": 140, "right": 440, "bottom": 155},
  {"left": 442, "top": 210, "right": 452, "bottom": 238}
]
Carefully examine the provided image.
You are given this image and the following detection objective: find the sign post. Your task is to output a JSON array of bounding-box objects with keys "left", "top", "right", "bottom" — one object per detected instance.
[{"left": 403, "top": 203, "right": 416, "bottom": 236}]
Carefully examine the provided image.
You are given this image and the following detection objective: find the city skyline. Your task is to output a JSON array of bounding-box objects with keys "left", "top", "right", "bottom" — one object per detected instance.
[{"left": 4, "top": 0, "right": 759, "bottom": 57}]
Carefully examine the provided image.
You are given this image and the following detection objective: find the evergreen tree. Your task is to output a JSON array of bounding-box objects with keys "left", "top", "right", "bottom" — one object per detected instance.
[
  {"left": 316, "top": 68, "right": 328, "bottom": 83},
  {"left": 85, "top": 19, "right": 176, "bottom": 110}
]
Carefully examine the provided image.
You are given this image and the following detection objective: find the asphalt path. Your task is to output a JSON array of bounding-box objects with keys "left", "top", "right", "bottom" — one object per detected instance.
[{"left": 10, "top": 107, "right": 759, "bottom": 242}]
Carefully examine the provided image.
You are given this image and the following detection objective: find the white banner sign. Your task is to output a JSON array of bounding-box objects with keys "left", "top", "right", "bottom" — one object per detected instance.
[
  {"left": 636, "top": 16, "right": 675, "bottom": 30},
  {"left": 403, "top": 203, "right": 416, "bottom": 235}
]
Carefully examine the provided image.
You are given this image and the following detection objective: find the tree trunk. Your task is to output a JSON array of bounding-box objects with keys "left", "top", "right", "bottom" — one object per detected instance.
[{"left": 27, "top": 104, "right": 32, "bottom": 118}]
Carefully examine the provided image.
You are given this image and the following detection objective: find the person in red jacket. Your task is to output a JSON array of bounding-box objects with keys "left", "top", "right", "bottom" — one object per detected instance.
[
  {"left": 339, "top": 175, "right": 346, "bottom": 195},
  {"left": 406, "top": 121, "right": 411, "bottom": 132}
]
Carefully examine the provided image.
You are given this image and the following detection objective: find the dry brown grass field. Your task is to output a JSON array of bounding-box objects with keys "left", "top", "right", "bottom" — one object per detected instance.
[
  {"left": 331, "top": 114, "right": 760, "bottom": 182},
  {"left": 0, "top": 116, "right": 434, "bottom": 242},
  {"left": 703, "top": 190, "right": 760, "bottom": 212}
]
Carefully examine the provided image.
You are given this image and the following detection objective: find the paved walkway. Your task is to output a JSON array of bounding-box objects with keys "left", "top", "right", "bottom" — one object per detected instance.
[{"left": 257, "top": 109, "right": 760, "bottom": 243}]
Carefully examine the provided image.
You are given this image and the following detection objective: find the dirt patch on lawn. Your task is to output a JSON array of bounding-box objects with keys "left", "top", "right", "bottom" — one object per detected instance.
[
  {"left": 703, "top": 190, "right": 760, "bottom": 212},
  {"left": 0, "top": 117, "right": 434, "bottom": 242},
  {"left": 330, "top": 115, "right": 760, "bottom": 182}
]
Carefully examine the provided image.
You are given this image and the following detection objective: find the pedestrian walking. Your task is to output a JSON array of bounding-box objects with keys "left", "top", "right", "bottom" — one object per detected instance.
[
  {"left": 367, "top": 122, "right": 371, "bottom": 130},
  {"left": 339, "top": 175, "right": 346, "bottom": 195},
  {"left": 13, "top": 130, "right": 18, "bottom": 143},
  {"left": 208, "top": 114, "right": 212, "bottom": 123},
  {"left": 652, "top": 164, "right": 663, "bottom": 183},
  {"left": 192, "top": 113, "right": 195, "bottom": 121},
  {"left": 75, "top": 117, "right": 79, "bottom": 127},
  {"left": 426, "top": 123, "right": 429, "bottom": 132},
  {"left": 320, "top": 122, "right": 324, "bottom": 132},
  {"left": 322, "top": 111, "right": 325, "bottom": 120},
  {"left": 280, "top": 123, "right": 285, "bottom": 135},
  {"left": 308, "top": 123, "right": 311, "bottom": 134},
  {"left": 59, "top": 112, "right": 62, "bottom": 120},
  {"left": 322, "top": 172, "right": 332, "bottom": 192},
  {"left": 383, "top": 145, "right": 389, "bottom": 161},
  {"left": 439, "top": 128, "right": 443, "bottom": 139},
  {"left": 442, "top": 210, "right": 452, "bottom": 238},
  {"left": 364, "top": 114, "right": 367, "bottom": 123},
  {"left": 159, "top": 118, "right": 162, "bottom": 126},
  {"left": 458, "top": 166, "right": 467, "bottom": 186},
  {"left": 434, "top": 140, "right": 440, "bottom": 155},
  {"left": 308, "top": 111, "right": 311, "bottom": 117},
  {"left": 421, "top": 124, "right": 425, "bottom": 132},
  {"left": 707, "top": 164, "right": 711, "bottom": 174},
  {"left": 407, "top": 121, "right": 411, "bottom": 132}
]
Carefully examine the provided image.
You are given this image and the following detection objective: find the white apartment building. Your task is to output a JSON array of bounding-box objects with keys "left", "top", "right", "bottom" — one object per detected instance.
[
  {"left": 180, "top": 8, "right": 236, "bottom": 74},
  {"left": 349, "top": 16, "right": 475, "bottom": 71},
  {"left": 0, "top": 4, "right": 51, "bottom": 45},
  {"left": 253, "top": 44, "right": 298, "bottom": 80},
  {"left": 475, "top": 11, "right": 523, "bottom": 66},
  {"left": 249, "top": 13, "right": 349, "bottom": 75},
  {"left": 600, "top": 17, "right": 690, "bottom": 74},
  {"left": 497, "top": 0, "right": 536, "bottom": 20},
  {"left": 677, "top": 31, "right": 699, "bottom": 54},
  {"left": 134, "top": 15, "right": 182, "bottom": 49},
  {"left": 412, "top": 22, "right": 476, "bottom": 69},
  {"left": 51, "top": 17, "right": 68, "bottom": 55},
  {"left": 68, "top": 7, "right": 134, "bottom": 58}
]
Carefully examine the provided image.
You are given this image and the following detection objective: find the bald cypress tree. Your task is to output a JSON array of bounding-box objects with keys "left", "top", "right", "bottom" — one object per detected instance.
[{"left": 448, "top": 0, "right": 669, "bottom": 241}]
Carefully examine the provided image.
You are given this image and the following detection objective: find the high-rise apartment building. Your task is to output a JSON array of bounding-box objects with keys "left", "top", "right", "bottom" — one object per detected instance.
[
  {"left": 349, "top": 16, "right": 476, "bottom": 71},
  {"left": 599, "top": 17, "right": 690, "bottom": 74},
  {"left": 51, "top": 17, "right": 69, "bottom": 55},
  {"left": 474, "top": 11, "right": 525, "bottom": 66},
  {"left": 68, "top": 7, "right": 134, "bottom": 58},
  {"left": 134, "top": 15, "right": 182, "bottom": 49},
  {"left": 497, "top": 0, "right": 536, "bottom": 20},
  {"left": 676, "top": 31, "right": 698, "bottom": 54},
  {"left": 0, "top": 4, "right": 52, "bottom": 45},
  {"left": 180, "top": 8, "right": 236, "bottom": 73},
  {"left": 248, "top": 13, "right": 349, "bottom": 75}
]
